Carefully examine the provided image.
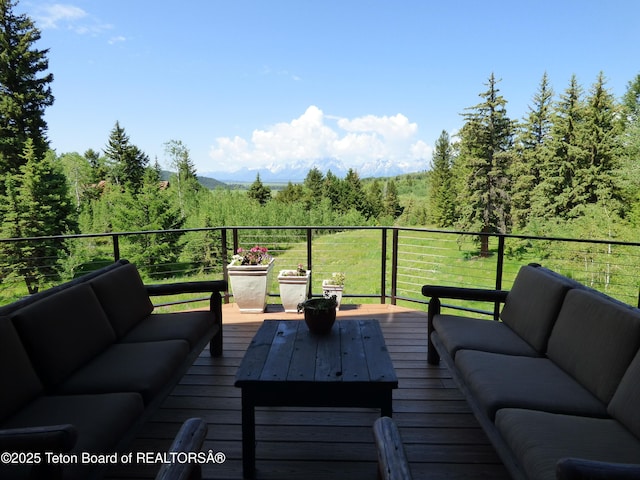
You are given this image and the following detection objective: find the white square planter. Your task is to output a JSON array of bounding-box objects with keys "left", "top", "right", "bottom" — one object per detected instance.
[
  {"left": 322, "top": 281, "right": 344, "bottom": 310},
  {"left": 227, "top": 260, "right": 274, "bottom": 313},
  {"left": 277, "top": 270, "right": 311, "bottom": 313}
]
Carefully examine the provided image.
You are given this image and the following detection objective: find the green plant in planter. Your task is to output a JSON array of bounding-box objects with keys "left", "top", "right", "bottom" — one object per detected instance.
[
  {"left": 297, "top": 295, "right": 338, "bottom": 313},
  {"left": 297, "top": 295, "right": 338, "bottom": 334},
  {"left": 281, "top": 263, "right": 307, "bottom": 276},
  {"left": 324, "top": 272, "right": 345, "bottom": 286}
]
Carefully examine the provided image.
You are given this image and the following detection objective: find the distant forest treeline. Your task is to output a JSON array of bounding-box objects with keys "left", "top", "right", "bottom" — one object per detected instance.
[{"left": 2, "top": 0, "right": 640, "bottom": 294}]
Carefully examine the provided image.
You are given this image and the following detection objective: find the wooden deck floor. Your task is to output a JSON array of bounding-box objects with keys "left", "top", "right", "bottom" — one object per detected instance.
[{"left": 105, "top": 303, "right": 510, "bottom": 480}]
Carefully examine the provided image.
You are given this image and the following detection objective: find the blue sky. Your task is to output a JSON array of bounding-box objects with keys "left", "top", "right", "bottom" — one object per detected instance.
[{"left": 18, "top": 0, "right": 640, "bottom": 178}]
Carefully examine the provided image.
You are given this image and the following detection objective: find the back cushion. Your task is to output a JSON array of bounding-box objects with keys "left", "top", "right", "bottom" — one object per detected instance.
[
  {"left": 11, "top": 284, "right": 116, "bottom": 388},
  {"left": 608, "top": 349, "right": 640, "bottom": 438},
  {"left": 0, "top": 317, "right": 43, "bottom": 422},
  {"left": 90, "top": 263, "right": 154, "bottom": 338},
  {"left": 500, "top": 265, "right": 574, "bottom": 352},
  {"left": 547, "top": 289, "right": 640, "bottom": 404}
]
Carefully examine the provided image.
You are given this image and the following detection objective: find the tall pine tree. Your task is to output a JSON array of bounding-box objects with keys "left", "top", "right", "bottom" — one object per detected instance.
[
  {"left": 532, "top": 75, "right": 587, "bottom": 220},
  {"left": 511, "top": 72, "right": 554, "bottom": 229},
  {"left": 0, "top": 142, "right": 77, "bottom": 293},
  {"left": 428, "top": 130, "right": 456, "bottom": 227},
  {"left": 0, "top": 0, "right": 53, "bottom": 180},
  {"left": 104, "top": 121, "right": 149, "bottom": 193},
  {"left": 457, "top": 73, "right": 514, "bottom": 256},
  {"left": 580, "top": 72, "right": 623, "bottom": 211}
]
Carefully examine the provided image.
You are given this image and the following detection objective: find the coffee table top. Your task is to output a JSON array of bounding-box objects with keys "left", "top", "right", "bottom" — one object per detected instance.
[{"left": 235, "top": 319, "right": 398, "bottom": 387}]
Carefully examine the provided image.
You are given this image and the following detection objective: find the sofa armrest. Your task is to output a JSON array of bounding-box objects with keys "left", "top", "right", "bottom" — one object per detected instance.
[
  {"left": 155, "top": 418, "right": 208, "bottom": 480},
  {"left": 556, "top": 458, "right": 640, "bottom": 480},
  {"left": 0, "top": 424, "right": 77, "bottom": 452},
  {"left": 146, "top": 281, "right": 228, "bottom": 357},
  {"left": 145, "top": 280, "right": 228, "bottom": 297},
  {"left": 421, "top": 285, "right": 509, "bottom": 303},
  {"left": 373, "top": 417, "right": 413, "bottom": 480}
]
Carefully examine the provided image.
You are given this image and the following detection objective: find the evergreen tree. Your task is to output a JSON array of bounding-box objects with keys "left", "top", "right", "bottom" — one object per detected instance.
[
  {"left": 383, "top": 180, "right": 403, "bottom": 219},
  {"left": 0, "top": 0, "right": 53, "bottom": 179},
  {"left": 0, "top": 141, "right": 78, "bottom": 293},
  {"left": 303, "top": 167, "right": 324, "bottom": 209},
  {"left": 428, "top": 130, "right": 456, "bottom": 227},
  {"left": 365, "top": 179, "right": 383, "bottom": 219},
  {"left": 104, "top": 121, "right": 148, "bottom": 193},
  {"left": 622, "top": 73, "right": 640, "bottom": 122},
  {"left": 457, "top": 73, "right": 514, "bottom": 256},
  {"left": 84, "top": 147, "right": 108, "bottom": 185},
  {"left": 511, "top": 72, "right": 554, "bottom": 229},
  {"left": 111, "top": 166, "right": 184, "bottom": 274},
  {"left": 275, "top": 182, "right": 304, "bottom": 204},
  {"left": 619, "top": 75, "right": 640, "bottom": 224},
  {"left": 323, "top": 170, "right": 343, "bottom": 211},
  {"left": 247, "top": 173, "right": 271, "bottom": 205},
  {"left": 342, "top": 168, "right": 366, "bottom": 214},
  {"left": 532, "top": 75, "right": 587, "bottom": 220},
  {"left": 579, "top": 72, "right": 623, "bottom": 212}
]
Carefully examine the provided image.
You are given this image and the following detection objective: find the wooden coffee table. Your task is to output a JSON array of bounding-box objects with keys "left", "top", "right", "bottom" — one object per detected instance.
[{"left": 234, "top": 319, "right": 398, "bottom": 478}]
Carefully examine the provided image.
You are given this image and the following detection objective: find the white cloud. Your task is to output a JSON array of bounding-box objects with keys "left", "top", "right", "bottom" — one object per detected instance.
[
  {"left": 34, "top": 4, "right": 87, "bottom": 29},
  {"left": 208, "top": 105, "right": 431, "bottom": 173},
  {"left": 33, "top": 4, "right": 112, "bottom": 36},
  {"left": 337, "top": 113, "right": 417, "bottom": 141},
  {"left": 108, "top": 35, "right": 127, "bottom": 45}
]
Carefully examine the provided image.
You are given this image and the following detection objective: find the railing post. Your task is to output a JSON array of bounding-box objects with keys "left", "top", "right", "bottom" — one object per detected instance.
[
  {"left": 391, "top": 229, "right": 399, "bottom": 305},
  {"left": 494, "top": 235, "right": 506, "bottom": 320},
  {"left": 112, "top": 234, "right": 120, "bottom": 262},
  {"left": 307, "top": 228, "right": 313, "bottom": 298},
  {"left": 232, "top": 228, "right": 239, "bottom": 254},
  {"left": 380, "top": 228, "right": 387, "bottom": 304},
  {"left": 221, "top": 229, "right": 230, "bottom": 304}
]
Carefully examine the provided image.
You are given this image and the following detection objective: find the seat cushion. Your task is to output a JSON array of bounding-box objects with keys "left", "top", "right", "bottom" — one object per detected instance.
[
  {"left": 56, "top": 340, "right": 190, "bottom": 404},
  {"left": 11, "top": 284, "right": 116, "bottom": 388},
  {"left": 90, "top": 263, "right": 154, "bottom": 338},
  {"left": 547, "top": 288, "right": 640, "bottom": 405},
  {"left": 120, "top": 311, "right": 214, "bottom": 349},
  {"left": 2, "top": 393, "right": 144, "bottom": 480},
  {"left": 433, "top": 315, "right": 539, "bottom": 359},
  {"left": 496, "top": 408, "right": 640, "bottom": 480},
  {"left": 0, "top": 318, "right": 43, "bottom": 423},
  {"left": 500, "top": 265, "right": 575, "bottom": 352},
  {"left": 455, "top": 350, "right": 607, "bottom": 420}
]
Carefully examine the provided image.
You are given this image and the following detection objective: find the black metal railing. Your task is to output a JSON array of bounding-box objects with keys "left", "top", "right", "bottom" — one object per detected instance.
[{"left": 1, "top": 226, "right": 639, "bottom": 311}]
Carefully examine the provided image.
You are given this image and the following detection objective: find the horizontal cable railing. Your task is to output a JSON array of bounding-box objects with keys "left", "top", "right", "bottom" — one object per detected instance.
[{"left": 1, "top": 226, "right": 639, "bottom": 312}]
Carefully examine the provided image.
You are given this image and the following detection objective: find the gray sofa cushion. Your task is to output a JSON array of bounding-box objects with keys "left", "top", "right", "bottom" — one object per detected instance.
[
  {"left": 56, "top": 340, "right": 189, "bottom": 404},
  {"left": 547, "top": 288, "right": 640, "bottom": 405},
  {"left": 11, "top": 284, "right": 116, "bottom": 388},
  {"left": 455, "top": 350, "right": 607, "bottom": 420},
  {"left": 608, "top": 348, "right": 640, "bottom": 438},
  {"left": 500, "top": 265, "right": 574, "bottom": 352},
  {"left": 495, "top": 408, "right": 640, "bottom": 480},
  {"left": 3, "top": 392, "right": 144, "bottom": 480},
  {"left": 90, "top": 263, "right": 154, "bottom": 338},
  {"left": 0, "top": 318, "right": 43, "bottom": 422},
  {"left": 120, "top": 311, "right": 213, "bottom": 348},
  {"left": 433, "top": 315, "right": 539, "bottom": 359}
]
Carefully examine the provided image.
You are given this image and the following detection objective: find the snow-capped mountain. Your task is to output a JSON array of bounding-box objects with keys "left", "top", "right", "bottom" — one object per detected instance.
[{"left": 201, "top": 157, "right": 423, "bottom": 183}]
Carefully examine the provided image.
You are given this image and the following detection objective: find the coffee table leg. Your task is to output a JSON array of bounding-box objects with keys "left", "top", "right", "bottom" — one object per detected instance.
[
  {"left": 381, "top": 391, "right": 393, "bottom": 417},
  {"left": 241, "top": 391, "right": 256, "bottom": 479}
]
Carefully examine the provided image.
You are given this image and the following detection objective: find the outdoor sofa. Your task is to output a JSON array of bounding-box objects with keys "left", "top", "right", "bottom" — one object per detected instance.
[
  {"left": 0, "top": 259, "right": 226, "bottom": 480},
  {"left": 376, "top": 263, "right": 640, "bottom": 480}
]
